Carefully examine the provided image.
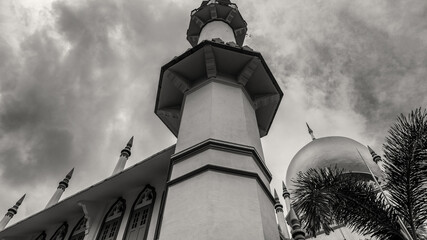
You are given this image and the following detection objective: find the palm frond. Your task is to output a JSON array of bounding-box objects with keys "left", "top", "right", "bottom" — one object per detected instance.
[
  {"left": 292, "top": 167, "right": 405, "bottom": 239},
  {"left": 383, "top": 108, "right": 427, "bottom": 237}
]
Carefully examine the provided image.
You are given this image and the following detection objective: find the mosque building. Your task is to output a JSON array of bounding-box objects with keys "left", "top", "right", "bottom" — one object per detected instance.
[{"left": 0, "top": 1, "right": 382, "bottom": 240}]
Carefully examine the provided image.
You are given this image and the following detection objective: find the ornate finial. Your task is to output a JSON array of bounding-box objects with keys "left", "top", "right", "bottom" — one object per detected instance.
[
  {"left": 6, "top": 194, "right": 26, "bottom": 217},
  {"left": 306, "top": 122, "right": 315, "bottom": 141},
  {"left": 274, "top": 189, "right": 280, "bottom": 202},
  {"left": 273, "top": 189, "right": 283, "bottom": 213},
  {"left": 16, "top": 194, "right": 26, "bottom": 206},
  {"left": 120, "top": 136, "right": 134, "bottom": 158},
  {"left": 127, "top": 136, "right": 134, "bottom": 147},
  {"left": 286, "top": 207, "right": 306, "bottom": 240},
  {"left": 282, "top": 181, "right": 290, "bottom": 199},
  {"left": 66, "top": 168, "right": 74, "bottom": 179},
  {"left": 58, "top": 168, "right": 74, "bottom": 190},
  {"left": 367, "top": 145, "right": 381, "bottom": 163}
]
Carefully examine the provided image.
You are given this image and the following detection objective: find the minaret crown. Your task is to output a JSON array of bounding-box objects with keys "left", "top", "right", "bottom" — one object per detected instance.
[
  {"left": 187, "top": 0, "right": 247, "bottom": 47},
  {"left": 282, "top": 181, "right": 290, "bottom": 199},
  {"left": 367, "top": 145, "right": 382, "bottom": 163},
  {"left": 274, "top": 189, "right": 283, "bottom": 212},
  {"left": 6, "top": 194, "right": 25, "bottom": 217},
  {"left": 306, "top": 122, "right": 316, "bottom": 141},
  {"left": 58, "top": 168, "right": 74, "bottom": 190},
  {"left": 120, "top": 136, "right": 134, "bottom": 158},
  {"left": 286, "top": 208, "right": 306, "bottom": 240}
]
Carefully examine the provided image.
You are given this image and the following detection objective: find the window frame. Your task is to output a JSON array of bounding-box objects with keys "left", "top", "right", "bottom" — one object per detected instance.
[
  {"left": 49, "top": 222, "right": 68, "bottom": 240},
  {"left": 96, "top": 198, "right": 126, "bottom": 240},
  {"left": 122, "top": 185, "right": 156, "bottom": 240},
  {"left": 68, "top": 216, "right": 87, "bottom": 240}
]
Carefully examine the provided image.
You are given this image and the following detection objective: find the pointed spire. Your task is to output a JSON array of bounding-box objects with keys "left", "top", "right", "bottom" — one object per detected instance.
[
  {"left": 6, "top": 194, "right": 25, "bottom": 216},
  {"left": 273, "top": 188, "right": 284, "bottom": 212},
  {"left": 306, "top": 122, "right": 315, "bottom": 141},
  {"left": 127, "top": 136, "right": 134, "bottom": 147},
  {"left": 66, "top": 168, "right": 74, "bottom": 179},
  {"left": 274, "top": 189, "right": 280, "bottom": 201},
  {"left": 58, "top": 168, "right": 74, "bottom": 190},
  {"left": 367, "top": 145, "right": 381, "bottom": 163},
  {"left": 16, "top": 194, "right": 26, "bottom": 206},
  {"left": 286, "top": 207, "right": 306, "bottom": 240},
  {"left": 282, "top": 181, "right": 290, "bottom": 199},
  {"left": 120, "top": 136, "right": 134, "bottom": 158}
]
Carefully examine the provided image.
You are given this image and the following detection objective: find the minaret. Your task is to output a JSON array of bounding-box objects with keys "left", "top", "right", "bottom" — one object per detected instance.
[
  {"left": 306, "top": 123, "right": 315, "bottom": 141},
  {"left": 274, "top": 189, "right": 291, "bottom": 239},
  {"left": 286, "top": 207, "right": 306, "bottom": 240},
  {"left": 45, "top": 168, "right": 74, "bottom": 209},
  {"left": 282, "top": 181, "right": 291, "bottom": 211},
  {"left": 0, "top": 194, "right": 25, "bottom": 231},
  {"left": 367, "top": 145, "right": 381, "bottom": 163},
  {"left": 112, "top": 136, "right": 133, "bottom": 175},
  {"left": 156, "top": 1, "right": 283, "bottom": 239}
]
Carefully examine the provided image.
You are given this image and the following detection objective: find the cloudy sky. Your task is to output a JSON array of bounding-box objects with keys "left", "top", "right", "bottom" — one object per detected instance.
[{"left": 1, "top": 0, "right": 427, "bottom": 225}]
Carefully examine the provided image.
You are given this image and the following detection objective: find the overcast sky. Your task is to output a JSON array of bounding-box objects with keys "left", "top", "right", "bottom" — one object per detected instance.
[{"left": 1, "top": 0, "right": 427, "bottom": 225}]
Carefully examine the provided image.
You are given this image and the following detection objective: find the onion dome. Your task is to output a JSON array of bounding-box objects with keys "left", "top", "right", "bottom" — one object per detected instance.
[{"left": 285, "top": 136, "right": 382, "bottom": 191}]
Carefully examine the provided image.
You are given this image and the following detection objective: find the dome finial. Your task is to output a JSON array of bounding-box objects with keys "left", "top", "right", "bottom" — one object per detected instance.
[{"left": 306, "top": 122, "right": 315, "bottom": 141}]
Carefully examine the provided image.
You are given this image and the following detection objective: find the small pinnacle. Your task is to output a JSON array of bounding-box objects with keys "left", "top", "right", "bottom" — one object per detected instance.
[
  {"left": 282, "top": 181, "right": 287, "bottom": 192},
  {"left": 282, "top": 181, "right": 290, "bottom": 198},
  {"left": 127, "top": 136, "right": 134, "bottom": 147},
  {"left": 17, "top": 194, "right": 26, "bottom": 205},
  {"left": 367, "top": 145, "right": 381, "bottom": 163},
  {"left": 274, "top": 189, "right": 279, "bottom": 200},
  {"left": 66, "top": 168, "right": 74, "bottom": 179},
  {"left": 306, "top": 122, "right": 315, "bottom": 140}
]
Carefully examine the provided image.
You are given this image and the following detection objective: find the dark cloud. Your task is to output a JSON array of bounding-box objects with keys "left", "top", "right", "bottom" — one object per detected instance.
[{"left": 1, "top": 0, "right": 427, "bottom": 223}]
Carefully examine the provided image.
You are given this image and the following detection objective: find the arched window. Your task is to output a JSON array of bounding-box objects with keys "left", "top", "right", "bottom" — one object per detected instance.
[
  {"left": 123, "top": 185, "right": 156, "bottom": 240},
  {"left": 69, "top": 216, "right": 87, "bottom": 240},
  {"left": 50, "top": 222, "right": 68, "bottom": 240},
  {"left": 96, "top": 198, "right": 126, "bottom": 240},
  {"left": 34, "top": 232, "right": 46, "bottom": 240}
]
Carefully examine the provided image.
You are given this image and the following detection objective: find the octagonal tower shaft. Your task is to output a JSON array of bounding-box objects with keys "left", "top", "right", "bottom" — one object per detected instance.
[{"left": 156, "top": 2, "right": 282, "bottom": 240}]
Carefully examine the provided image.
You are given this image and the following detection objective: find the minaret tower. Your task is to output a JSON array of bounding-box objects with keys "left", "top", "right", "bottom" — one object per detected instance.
[
  {"left": 155, "top": 1, "right": 282, "bottom": 239},
  {"left": 282, "top": 181, "right": 291, "bottom": 211},
  {"left": 306, "top": 123, "right": 315, "bottom": 141},
  {"left": 45, "top": 168, "right": 74, "bottom": 208},
  {"left": 0, "top": 194, "right": 25, "bottom": 231},
  {"left": 367, "top": 145, "right": 382, "bottom": 163},
  {"left": 286, "top": 208, "right": 306, "bottom": 240},
  {"left": 112, "top": 136, "right": 133, "bottom": 175},
  {"left": 274, "top": 189, "right": 291, "bottom": 239}
]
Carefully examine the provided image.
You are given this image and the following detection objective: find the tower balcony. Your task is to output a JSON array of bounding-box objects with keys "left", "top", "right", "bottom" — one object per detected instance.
[{"left": 154, "top": 39, "right": 283, "bottom": 138}]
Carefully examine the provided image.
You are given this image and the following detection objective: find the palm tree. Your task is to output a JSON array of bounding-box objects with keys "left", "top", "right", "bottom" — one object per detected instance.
[{"left": 291, "top": 109, "right": 427, "bottom": 240}]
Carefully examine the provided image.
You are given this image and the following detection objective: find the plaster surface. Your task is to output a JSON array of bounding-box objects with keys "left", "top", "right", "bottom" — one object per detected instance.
[
  {"left": 199, "top": 21, "right": 235, "bottom": 44},
  {"left": 170, "top": 148, "right": 270, "bottom": 187},
  {"left": 176, "top": 81, "right": 264, "bottom": 159},
  {"left": 160, "top": 171, "right": 278, "bottom": 240},
  {"left": 112, "top": 156, "right": 128, "bottom": 175},
  {"left": 45, "top": 188, "right": 64, "bottom": 209}
]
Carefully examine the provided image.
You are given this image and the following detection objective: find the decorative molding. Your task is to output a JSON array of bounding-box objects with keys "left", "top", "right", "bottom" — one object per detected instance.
[
  {"left": 171, "top": 138, "right": 272, "bottom": 182},
  {"left": 225, "top": 9, "right": 237, "bottom": 24},
  {"left": 167, "top": 164, "right": 275, "bottom": 204},
  {"left": 204, "top": 45, "right": 217, "bottom": 78},
  {"left": 237, "top": 57, "right": 260, "bottom": 86},
  {"left": 165, "top": 70, "right": 190, "bottom": 93}
]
